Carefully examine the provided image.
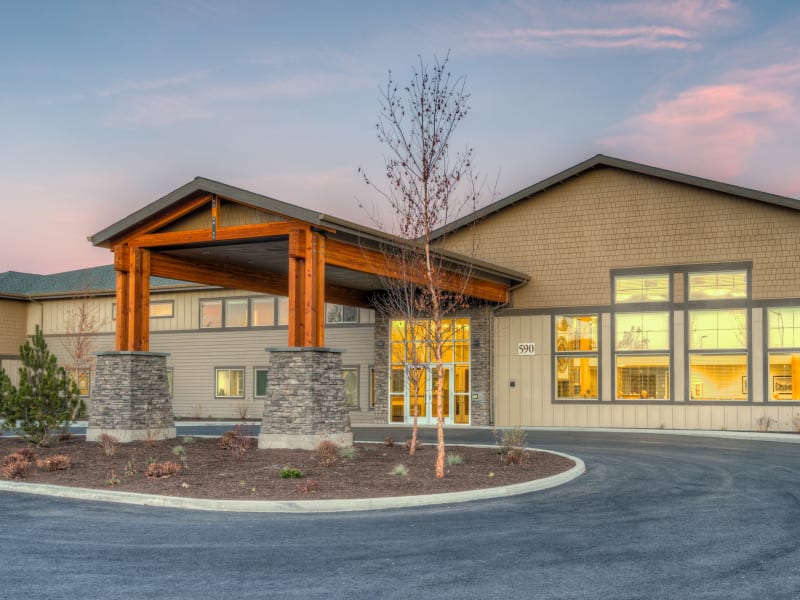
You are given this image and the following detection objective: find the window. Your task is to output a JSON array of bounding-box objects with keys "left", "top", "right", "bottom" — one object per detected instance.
[
  {"left": 225, "top": 299, "right": 248, "bottom": 328},
  {"left": 614, "top": 274, "right": 670, "bottom": 303},
  {"left": 278, "top": 297, "right": 289, "bottom": 326},
  {"left": 254, "top": 368, "right": 269, "bottom": 398},
  {"left": 615, "top": 312, "right": 670, "bottom": 400},
  {"left": 688, "top": 270, "right": 747, "bottom": 301},
  {"left": 554, "top": 315, "right": 598, "bottom": 400},
  {"left": 113, "top": 300, "right": 174, "bottom": 320},
  {"left": 767, "top": 307, "right": 800, "bottom": 402},
  {"left": 72, "top": 371, "right": 90, "bottom": 397},
  {"left": 326, "top": 304, "right": 359, "bottom": 324},
  {"left": 201, "top": 299, "right": 222, "bottom": 328},
  {"left": 252, "top": 297, "right": 275, "bottom": 327},
  {"left": 369, "top": 367, "right": 376, "bottom": 409},
  {"left": 150, "top": 301, "right": 174, "bottom": 318},
  {"left": 343, "top": 368, "right": 359, "bottom": 409},
  {"left": 688, "top": 310, "right": 748, "bottom": 401},
  {"left": 215, "top": 368, "right": 244, "bottom": 398}
]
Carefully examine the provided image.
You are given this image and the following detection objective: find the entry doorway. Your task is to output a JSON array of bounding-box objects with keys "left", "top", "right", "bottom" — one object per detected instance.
[{"left": 390, "top": 364, "right": 470, "bottom": 425}]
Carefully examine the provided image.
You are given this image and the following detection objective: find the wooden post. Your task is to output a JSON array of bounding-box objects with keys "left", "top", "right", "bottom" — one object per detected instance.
[
  {"left": 304, "top": 231, "right": 325, "bottom": 347},
  {"left": 115, "top": 254, "right": 130, "bottom": 351},
  {"left": 128, "top": 247, "right": 151, "bottom": 351},
  {"left": 288, "top": 228, "right": 307, "bottom": 347}
]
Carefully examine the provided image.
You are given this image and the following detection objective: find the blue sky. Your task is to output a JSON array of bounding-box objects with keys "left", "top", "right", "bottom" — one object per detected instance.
[{"left": 2, "top": 0, "right": 799, "bottom": 273}]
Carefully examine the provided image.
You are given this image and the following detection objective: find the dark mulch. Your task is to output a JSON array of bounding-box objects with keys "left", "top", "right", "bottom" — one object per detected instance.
[{"left": 0, "top": 434, "right": 575, "bottom": 501}]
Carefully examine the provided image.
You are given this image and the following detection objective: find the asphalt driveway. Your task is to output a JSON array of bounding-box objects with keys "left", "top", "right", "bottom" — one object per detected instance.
[{"left": 1, "top": 429, "right": 798, "bottom": 599}]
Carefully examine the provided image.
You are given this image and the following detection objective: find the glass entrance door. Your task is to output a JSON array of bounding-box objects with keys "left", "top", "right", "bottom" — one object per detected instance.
[{"left": 402, "top": 366, "right": 454, "bottom": 425}]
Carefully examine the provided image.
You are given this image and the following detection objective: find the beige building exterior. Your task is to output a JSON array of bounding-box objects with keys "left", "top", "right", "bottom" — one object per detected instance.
[
  {"left": 2, "top": 155, "right": 799, "bottom": 432},
  {"left": 438, "top": 155, "right": 800, "bottom": 432}
]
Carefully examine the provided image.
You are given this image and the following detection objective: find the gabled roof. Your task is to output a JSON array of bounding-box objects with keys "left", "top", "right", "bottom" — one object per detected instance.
[
  {"left": 0, "top": 266, "right": 194, "bottom": 300},
  {"left": 432, "top": 154, "right": 800, "bottom": 239},
  {"left": 90, "top": 176, "right": 332, "bottom": 247}
]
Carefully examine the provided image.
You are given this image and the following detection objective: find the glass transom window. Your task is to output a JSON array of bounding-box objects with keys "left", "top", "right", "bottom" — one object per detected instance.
[
  {"left": 688, "top": 270, "right": 747, "bottom": 301},
  {"left": 614, "top": 274, "right": 670, "bottom": 303}
]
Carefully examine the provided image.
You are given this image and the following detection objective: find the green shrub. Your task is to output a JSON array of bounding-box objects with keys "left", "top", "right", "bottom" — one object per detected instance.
[
  {"left": 446, "top": 454, "right": 463, "bottom": 466},
  {"left": 279, "top": 467, "right": 304, "bottom": 479},
  {"left": 0, "top": 327, "right": 85, "bottom": 446},
  {"left": 389, "top": 464, "right": 408, "bottom": 476},
  {"left": 338, "top": 446, "right": 358, "bottom": 460}
]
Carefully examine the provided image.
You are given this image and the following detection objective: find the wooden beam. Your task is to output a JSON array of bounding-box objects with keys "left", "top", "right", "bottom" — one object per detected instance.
[
  {"left": 110, "top": 194, "right": 212, "bottom": 247},
  {"left": 114, "top": 264, "right": 129, "bottom": 351},
  {"left": 288, "top": 234, "right": 305, "bottom": 347},
  {"left": 325, "top": 239, "right": 509, "bottom": 303},
  {"left": 303, "top": 231, "right": 325, "bottom": 347},
  {"left": 116, "top": 246, "right": 369, "bottom": 306},
  {"left": 130, "top": 221, "right": 298, "bottom": 249},
  {"left": 128, "top": 247, "right": 150, "bottom": 351}
]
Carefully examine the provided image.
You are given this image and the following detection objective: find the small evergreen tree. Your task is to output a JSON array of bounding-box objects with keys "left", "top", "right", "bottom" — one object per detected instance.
[{"left": 0, "top": 326, "right": 85, "bottom": 446}]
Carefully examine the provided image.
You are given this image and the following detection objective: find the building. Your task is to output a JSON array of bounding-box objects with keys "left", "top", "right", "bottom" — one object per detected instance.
[{"left": 1, "top": 155, "right": 799, "bottom": 433}]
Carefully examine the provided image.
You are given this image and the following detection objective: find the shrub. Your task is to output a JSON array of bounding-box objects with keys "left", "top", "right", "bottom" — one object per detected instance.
[
  {"left": 125, "top": 458, "right": 137, "bottom": 476},
  {"left": 172, "top": 445, "right": 188, "bottom": 470},
  {"left": 181, "top": 435, "right": 195, "bottom": 445},
  {"left": 279, "top": 467, "right": 304, "bottom": 479},
  {"left": 0, "top": 326, "right": 85, "bottom": 446},
  {"left": 338, "top": 446, "right": 358, "bottom": 460},
  {"left": 316, "top": 440, "right": 339, "bottom": 467},
  {"left": 383, "top": 436, "right": 395, "bottom": 447},
  {"left": 446, "top": 453, "right": 463, "bottom": 466},
  {"left": 404, "top": 439, "right": 422, "bottom": 452},
  {"left": 390, "top": 464, "right": 408, "bottom": 476},
  {"left": 98, "top": 433, "right": 119, "bottom": 458},
  {"left": 295, "top": 479, "right": 321, "bottom": 494},
  {"left": 145, "top": 461, "right": 181, "bottom": 479},
  {"left": 0, "top": 451, "right": 33, "bottom": 479},
  {"left": 495, "top": 427, "right": 528, "bottom": 466},
  {"left": 756, "top": 416, "right": 778, "bottom": 432},
  {"left": 36, "top": 455, "right": 72, "bottom": 471},
  {"left": 219, "top": 424, "right": 253, "bottom": 455}
]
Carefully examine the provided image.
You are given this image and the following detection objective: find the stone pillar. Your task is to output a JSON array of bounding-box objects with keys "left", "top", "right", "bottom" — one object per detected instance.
[
  {"left": 86, "top": 351, "right": 175, "bottom": 443},
  {"left": 259, "top": 348, "right": 353, "bottom": 450}
]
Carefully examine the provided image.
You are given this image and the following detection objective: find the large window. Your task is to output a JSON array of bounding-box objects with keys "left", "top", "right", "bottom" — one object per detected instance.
[
  {"left": 201, "top": 296, "right": 280, "bottom": 328},
  {"left": 554, "top": 315, "right": 598, "bottom": 400},
  {"left": 615, "top": 312, "right": 670, "bottom": 400},
  {"left": 687, "top": 270, "right": 749, "bottom": 401},
  {"left": 767, "top": 307, "right": 800, "bottom": 402},
  {"left": 215, "top": 368, "right": 244, "bottom": 398}
]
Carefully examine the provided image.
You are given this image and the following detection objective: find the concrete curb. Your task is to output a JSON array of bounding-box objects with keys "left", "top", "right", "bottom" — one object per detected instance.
[{"left": 0, "top": 447, "right": 584, "bottom": 513}]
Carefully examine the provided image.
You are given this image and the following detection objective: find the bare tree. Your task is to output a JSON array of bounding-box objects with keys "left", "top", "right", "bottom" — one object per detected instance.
[
  {"left": 62, "top": 291, "right": 104, "bottom": 403},
  {"left": 362, "top": 53, "right": 480, "bottom": 477}
]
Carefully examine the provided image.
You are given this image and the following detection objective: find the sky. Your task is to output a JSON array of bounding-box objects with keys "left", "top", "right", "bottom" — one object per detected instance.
[{"left": 1, "top": 0, "right": 799, "bottom": 274}]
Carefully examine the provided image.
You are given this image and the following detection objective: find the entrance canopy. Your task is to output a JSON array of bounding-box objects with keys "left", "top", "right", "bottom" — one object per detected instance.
[{"left": 90, "top": 177, "right": 527, "bottom": 351}]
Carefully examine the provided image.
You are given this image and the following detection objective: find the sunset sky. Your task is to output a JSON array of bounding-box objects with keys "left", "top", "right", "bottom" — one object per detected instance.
[{"left": 2, "top": 0, "right": 798, "bottom": 274}]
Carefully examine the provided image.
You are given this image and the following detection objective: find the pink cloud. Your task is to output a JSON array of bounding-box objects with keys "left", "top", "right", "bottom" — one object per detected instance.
[
  {"left": 602, "top": 61, "right": 800, "bottom": 188},
  {"left": 461, "top": 0, "right": 743, "bottom": 54}
]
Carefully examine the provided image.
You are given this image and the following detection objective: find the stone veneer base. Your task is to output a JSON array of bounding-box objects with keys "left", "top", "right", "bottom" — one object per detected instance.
[
  {"left": 258, "top": 432, "right": 353, "bottom": 450},
  {"left": 259, "top": 347, "right": 352, "bottom": 450},
  {"left": 86, "top": 427, "right": 177, "bottom": 444},
  {"left": 88, "top": 351, "right": 176, "bottom": 444}
]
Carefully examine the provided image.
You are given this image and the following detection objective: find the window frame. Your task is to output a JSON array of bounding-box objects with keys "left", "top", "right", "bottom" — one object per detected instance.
[
  {"left": 685, "top": 266, "right": 751, "bottom": 403},
  {"left": 343, "top": 366, "right": 360, "bottom": 410},
  {"left": 214, "top": 367, "right": 245, "bottom": 399},
  {"left": 764, "top": 305, "right": 800, "bottom": 404},
  {"left": 553, "top": 314, "right": 600, "bottom": 401},
  {"left": 253, "top": 367, "right": 269, "bottom": 399}
]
